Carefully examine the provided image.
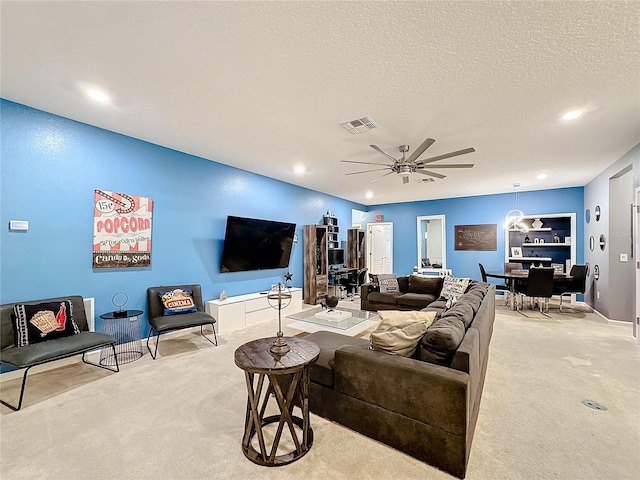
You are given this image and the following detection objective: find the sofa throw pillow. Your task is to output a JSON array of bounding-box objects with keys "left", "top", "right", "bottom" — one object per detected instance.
[
  {"left": 12, "top": 300, "right": 80, "bottom": 347},
  {"left": 377, "top": 274, "right": 400, "bottom": 293},
  {"left": 369, "top": 274, "right": 380, "bottom": 290},
  {"left": 440, "top": 275, "right": 471, "bottom": 300},
  {"left": 445, "top": 296, "right": 459, "bottom": 310},
  {"left": 370, "top": 310, "right": 436, "bottom": 357},
  {"left": 159, "top": 288, "right": 197, "bottom": 316}
]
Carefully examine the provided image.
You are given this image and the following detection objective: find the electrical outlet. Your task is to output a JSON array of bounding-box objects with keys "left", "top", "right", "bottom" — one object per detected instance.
[
  {"left": 620, "top": 253, "right": 628, "bottom": 262},
  {"left": 597, "top": 291, "right": 600, "bottom": 299}
]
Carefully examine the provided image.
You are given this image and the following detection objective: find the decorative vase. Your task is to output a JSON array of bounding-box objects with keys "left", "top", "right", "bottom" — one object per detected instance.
[{"left": 531, "top": 218, "right": 543, "bottom": 229}]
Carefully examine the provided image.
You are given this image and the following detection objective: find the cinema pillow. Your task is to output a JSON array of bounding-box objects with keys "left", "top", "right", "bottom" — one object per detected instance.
[
  {"left": 12, "top": 300, "right": 80, "bottom": 347},
  {"left": 159, "top": 288, "right": 197, "bottom": 315}
]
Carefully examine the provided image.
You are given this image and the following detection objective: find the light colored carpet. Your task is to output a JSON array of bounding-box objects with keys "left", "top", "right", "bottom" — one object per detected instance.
[{"left": 1, "top": 300, "right": 639, "bottom": 480}]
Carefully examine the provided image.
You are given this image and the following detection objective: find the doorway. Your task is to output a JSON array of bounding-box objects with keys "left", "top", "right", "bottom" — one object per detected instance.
[
  {"left": 367, "top": 222, "right": 393, "bottom": 274},
  {"left": 608, "top": 167, "right": 634, "bottom": 321}
]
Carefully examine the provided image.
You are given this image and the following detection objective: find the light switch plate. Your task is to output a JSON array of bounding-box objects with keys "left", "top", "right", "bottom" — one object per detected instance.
[
  {"left": 9, "top": 220, "right": 29, "bottom": 231},
  {"left": 619, "top": 253, "right": 628, "bottom": 262}
]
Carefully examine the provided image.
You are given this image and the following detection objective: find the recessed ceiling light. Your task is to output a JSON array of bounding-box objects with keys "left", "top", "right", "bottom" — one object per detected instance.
[
  {"left": 87, "top": 88, "right": 110, "bottom": 103},
  {"left": 365, "top": 191, "right": 374, "bottom": 199},
  {"left": 537, "top": 173, "right": 547, "bottom": 180},
  {"left": 293, "top": 164, "right": 306, "bottom": 175},
  {"left": 562, "top": 109, "right": 583, "bottom": 121}
]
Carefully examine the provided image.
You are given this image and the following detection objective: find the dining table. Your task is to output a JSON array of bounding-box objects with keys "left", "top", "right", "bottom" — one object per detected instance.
[{"left": 485, "top": 269, "right": 573, "bottom": 310}]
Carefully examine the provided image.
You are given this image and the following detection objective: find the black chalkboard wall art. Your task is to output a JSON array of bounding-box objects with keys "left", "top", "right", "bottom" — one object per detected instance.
[{"left": 455, "top": 224, "right": 497, "bottom": 251}]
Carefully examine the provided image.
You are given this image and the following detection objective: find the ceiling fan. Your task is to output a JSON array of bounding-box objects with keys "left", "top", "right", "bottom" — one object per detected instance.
[{"left": 341, "top": 137, "right": 475, "bottom": 184}]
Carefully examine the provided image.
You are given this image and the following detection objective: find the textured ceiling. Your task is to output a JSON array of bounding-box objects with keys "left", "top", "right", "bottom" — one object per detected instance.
[{"left": 2, "top": 1, "right": 639, "bottom": 205}]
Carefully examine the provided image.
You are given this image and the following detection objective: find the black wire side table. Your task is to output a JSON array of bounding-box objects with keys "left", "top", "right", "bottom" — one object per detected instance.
[
  {"left": 234, "top": 336, "right": 319, "bottom": 466},
  {"left": 99, "top": 309, "right": 144, "bottom": 365}
]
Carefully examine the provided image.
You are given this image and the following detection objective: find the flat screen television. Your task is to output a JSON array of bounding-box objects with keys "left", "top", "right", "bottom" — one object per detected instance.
[
  {"left": 328, "top": 248, "right": 345, "bottom": 266},
  {"left": 220, "top": 216, "right": 296, "bottom": 273}
]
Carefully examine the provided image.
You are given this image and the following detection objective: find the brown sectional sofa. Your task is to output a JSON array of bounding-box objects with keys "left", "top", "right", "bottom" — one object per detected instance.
[
  {"left": 361, "top": 274, "right": 444, "bottom": 311},
  {"left": 305, "top": 280, "right": 495, "bottom": 478}
]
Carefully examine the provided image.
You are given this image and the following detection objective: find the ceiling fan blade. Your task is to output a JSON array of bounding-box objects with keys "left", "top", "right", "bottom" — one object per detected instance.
[
  {"left": 370, "top": 171, "right": 395, "bottom": 183},
  {"left": 341, "top": 160, "right": 393, "bottom": 166},
  {"left": 370, "top": 145, "right": 398, "bottom": 162},
  {"left": 344, "top": 168, "right": 392, "bottom": 176},
  {"left": 418, "top": 163, "right": 474, "bottom": 169},
  {"left": 416, "top": 169, "right": 446, "bottom": 179},
  {"left": 417, "top": 147, "right": 476, "bottom": 165},
  {"left": 406, "top": 137, "right": 436, "bottom": 163}
]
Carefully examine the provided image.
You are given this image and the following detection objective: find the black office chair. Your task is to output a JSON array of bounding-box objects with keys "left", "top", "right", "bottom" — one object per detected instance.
[
  {"left": 346, "top": 268, "right": 368, "bottom": 301},
  {"left": 478, "top": 263, "right": 510, "bottom": 304},
  {"left": 515, "top": 268, "right": 554, "bottom": 317},
  {"left": 553, "top": 265, "right": 587, "bottom": 312}
]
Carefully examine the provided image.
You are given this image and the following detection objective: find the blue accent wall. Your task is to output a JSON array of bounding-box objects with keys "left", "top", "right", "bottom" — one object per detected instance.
[
  {"left": 0, "top": 100, "right": 363, "bottom": 333},
  {"left": 1, "top": 99, "right": 586, "bottom": 337},
  {"left": 369, "top": 188, "right": 584, "bottom": 280}
]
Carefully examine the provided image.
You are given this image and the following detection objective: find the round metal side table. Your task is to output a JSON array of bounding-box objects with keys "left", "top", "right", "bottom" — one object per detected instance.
[{"left": 99, "top": 309, "right": 144, "bottom": 365}]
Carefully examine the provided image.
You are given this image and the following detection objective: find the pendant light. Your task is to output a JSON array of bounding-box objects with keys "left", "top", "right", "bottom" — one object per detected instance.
[{"left": 503, "top": 184, "right": 529, "bottom": 232}]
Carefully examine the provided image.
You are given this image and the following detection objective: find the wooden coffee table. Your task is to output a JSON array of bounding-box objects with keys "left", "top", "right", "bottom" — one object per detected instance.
[{"left": 234, "top": 336, "right": 319, "bottom": 466}]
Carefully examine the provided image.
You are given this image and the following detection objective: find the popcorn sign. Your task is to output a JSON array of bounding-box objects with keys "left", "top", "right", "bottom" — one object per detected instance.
[{"left": 93, "top": 189, "right": 153, "bottom": 268}]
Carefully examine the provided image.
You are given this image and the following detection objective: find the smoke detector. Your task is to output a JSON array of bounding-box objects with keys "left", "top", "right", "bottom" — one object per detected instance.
[{"left": 340, "top": 116, "right": 379, "bottom": 134}]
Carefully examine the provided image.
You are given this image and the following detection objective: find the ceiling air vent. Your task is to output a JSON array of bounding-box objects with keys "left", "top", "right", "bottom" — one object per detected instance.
[
  {"left": 340, "top": 116, "right": 379, "bottom": 134},
  {"left": 418, "top": 177, "right": 435, "bottom": 183}
]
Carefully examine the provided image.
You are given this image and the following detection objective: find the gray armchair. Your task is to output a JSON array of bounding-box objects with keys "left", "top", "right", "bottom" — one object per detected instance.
[{"left": 146, "top": 284, "right": 217, "bottom": 359}]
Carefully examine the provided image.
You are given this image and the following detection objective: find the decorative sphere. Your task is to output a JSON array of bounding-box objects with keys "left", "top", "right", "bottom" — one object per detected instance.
[
  {"left": 267, "top": 283, "right": 292, "bottom": 310},
  {"left": 325, "top": 295, "right": 339, "bottom": 308}
]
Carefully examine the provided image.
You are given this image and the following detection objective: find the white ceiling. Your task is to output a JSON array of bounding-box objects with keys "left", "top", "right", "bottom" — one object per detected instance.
[{"left": 2, "top": 1, "right": 639, "bottom": 205}]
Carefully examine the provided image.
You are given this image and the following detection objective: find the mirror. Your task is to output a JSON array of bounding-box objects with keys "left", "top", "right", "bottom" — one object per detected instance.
[
  {"left": 417, "top": 215, "right": 446, "bottom": 273},
  {"left": 595, "top": 206, "right": 601, "bottom": 221},
  {"left": 593, "top": 264, "right": 600, "bottom": 280},
  {"left": 599, "top": 233, "right": 606, "bottom": 251},
  {"left": 589, "top": 236, "right": 595, "bottom": 251},
  {"left": 585, "top": 208, "right": 591, "bottom": 223}
]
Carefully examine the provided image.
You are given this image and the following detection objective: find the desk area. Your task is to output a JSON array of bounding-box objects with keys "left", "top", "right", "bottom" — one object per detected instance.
[{"left": 328, "top": 267, "right": 356, "bottom": 298}]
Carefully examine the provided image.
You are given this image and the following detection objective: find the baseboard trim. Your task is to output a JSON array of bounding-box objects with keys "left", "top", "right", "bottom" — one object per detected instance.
[{"left": 589, "top": 306, "right": 635, "bottom": 326}]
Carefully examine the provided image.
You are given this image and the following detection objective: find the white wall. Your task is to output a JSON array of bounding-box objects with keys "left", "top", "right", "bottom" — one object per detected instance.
[{"left": 584, "top": 143, "right": 639, "bottom": 320}]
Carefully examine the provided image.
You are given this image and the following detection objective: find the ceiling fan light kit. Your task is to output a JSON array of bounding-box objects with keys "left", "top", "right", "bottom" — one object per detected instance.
[{"left": 341, "top": 137, "right": 475, "bottom": 185}]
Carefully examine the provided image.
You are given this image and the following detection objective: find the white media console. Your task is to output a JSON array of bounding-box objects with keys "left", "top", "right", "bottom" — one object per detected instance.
[{"left": 205, "top": 287, "right": 303, "bottom": 333}]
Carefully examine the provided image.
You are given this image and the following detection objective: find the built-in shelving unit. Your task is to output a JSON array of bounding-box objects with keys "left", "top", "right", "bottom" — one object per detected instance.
[
  {"left": 323, "top": 213, "right": 339, "bottom": 249},
  {"left": 347, "top": 228, "right": 365, "bottom": 269},
  {"left": 506, "top": 213, "right": 576, "bottom": 271},
  {"left": 304, "top": 224, "right": 328, "bottom": 305},
  {"left": 522, "top": 243, "right": 571, "bottom": 247}
]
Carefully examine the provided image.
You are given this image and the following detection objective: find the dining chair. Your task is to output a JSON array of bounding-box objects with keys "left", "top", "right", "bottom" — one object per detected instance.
[
  {"left": 478, "top": 263, "right": 510, "bottom": 305},
  {"left": 515, "top": 267, "right": 554, "bottom": 317},
  {"left": 553, "top": 265, "right": 588, "bottom": 312}
]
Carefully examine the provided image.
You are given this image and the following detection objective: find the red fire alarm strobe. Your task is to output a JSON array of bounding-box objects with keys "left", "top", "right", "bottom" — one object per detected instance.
[{"left": 375, "top": 214, "right": 383, "bottom": 222}]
